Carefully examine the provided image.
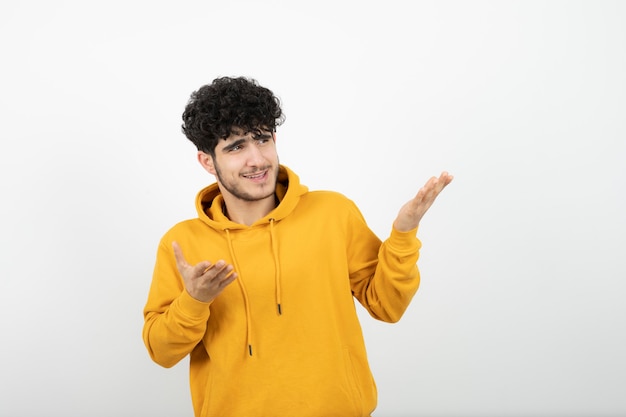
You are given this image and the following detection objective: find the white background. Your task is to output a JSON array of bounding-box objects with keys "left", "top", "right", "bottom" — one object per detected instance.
[{"left": 1, "top": 1, "right": 625, "bottom": 416}]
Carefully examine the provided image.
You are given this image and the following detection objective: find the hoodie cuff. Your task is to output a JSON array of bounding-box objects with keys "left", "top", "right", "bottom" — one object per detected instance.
[
  {"left": 177, "top": 289, "right": 212, "bottom": 319},
  {"left": 388, "top": 226, "right": 422, "bottom": 253}
]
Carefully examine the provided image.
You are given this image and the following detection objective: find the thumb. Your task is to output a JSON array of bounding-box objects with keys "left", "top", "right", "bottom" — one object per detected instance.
[
  {"left": 172, "top": 241, "right": 190, "bottom": 270},
  {"left": 173, "top": 241, "right": 212, "bottom": 278}
]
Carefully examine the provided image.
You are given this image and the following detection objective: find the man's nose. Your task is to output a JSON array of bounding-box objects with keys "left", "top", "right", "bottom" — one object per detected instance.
[{"left": 245, "top": 142, "right": 265, "bottom": 165}]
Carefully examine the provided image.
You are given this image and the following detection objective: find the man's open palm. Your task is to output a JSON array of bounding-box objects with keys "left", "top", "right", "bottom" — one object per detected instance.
[
  {"left": 393, "top": 171, "right": 454, "bottom": 232},
  {"left": 173, "top": 241, "right": 238, "bottom": 303}
]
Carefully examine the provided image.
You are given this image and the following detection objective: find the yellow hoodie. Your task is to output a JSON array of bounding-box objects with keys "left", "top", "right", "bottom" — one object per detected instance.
[{"left": 143, "top": 165, "right": 421, "bottom": 417}]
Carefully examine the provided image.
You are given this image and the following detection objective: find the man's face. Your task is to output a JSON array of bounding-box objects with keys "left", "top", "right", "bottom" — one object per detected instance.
[{"left": 203, "top": 128, "right": 279, "bottom": 203}]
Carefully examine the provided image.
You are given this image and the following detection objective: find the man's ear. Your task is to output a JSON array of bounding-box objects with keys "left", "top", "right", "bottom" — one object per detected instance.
[{"left": 197, "top": 151, "right": 216, "bottom": 175}]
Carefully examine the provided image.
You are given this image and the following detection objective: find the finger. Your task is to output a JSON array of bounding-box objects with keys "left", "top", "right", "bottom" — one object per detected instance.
[
  {"left": 174, "top": 241, "right": 211, "bottom": 277},
  {"left": 415, "top": 176, "right": 439, "bottom": 202},
  {"left": 411, "top": 176, "right": 435, "bottom": 201},
  {"left": 192, "top": 261, "right": 213, "bottom": 277},
  {"left": 172, "top": 241, "right": 189, "bottom": 269},
  {"left": 409, "top": 173, "right": 451, "bottom": 212},
  {"left": 203, "top": 263, "right": 237, "bottom": 289},
  {"left": 200, "top": 260, "right": 230, "bottom": 280},
  {"left": 439, "top": 171, "right": 454, "bottom": 186},
  {"left": 429, "top": 172, "right": 453, "bottom": 196},
  {"left": 205, "top": 260, "right": 227, "bottom": 275},
  {"left": 416, "top": 181, "right": 444, "bottom": 209},
  {"left": 423, "top": 173, "right": 453, "bottom": 206},
  {"left": 218, "top": 271, "right": 238, "bottom": 288},
  {"left": 434, "top": 177, "right": 447, "bottom": 194}
]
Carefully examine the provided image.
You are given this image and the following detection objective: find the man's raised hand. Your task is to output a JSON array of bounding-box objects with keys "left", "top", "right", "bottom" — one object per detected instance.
[
  {"left": 172, "top": 241, "right": 238, "bottom": 303},
  {"left": 393, "top": 171, "right": 454, "bottom": 232}
]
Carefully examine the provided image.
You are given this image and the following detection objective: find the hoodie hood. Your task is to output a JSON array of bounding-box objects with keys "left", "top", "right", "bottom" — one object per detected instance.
[{"left": 195, "top": 164, "right": 308, "bottom": 230}]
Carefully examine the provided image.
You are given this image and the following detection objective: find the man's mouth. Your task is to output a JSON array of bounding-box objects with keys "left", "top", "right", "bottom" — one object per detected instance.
[{"left": 242, "top": 169, "right": 268, "bottom": 180}]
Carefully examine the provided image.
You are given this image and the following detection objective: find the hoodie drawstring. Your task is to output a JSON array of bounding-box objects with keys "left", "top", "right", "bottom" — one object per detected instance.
[
  {"left": 224, "top": 221, "right": 282, "bottom": 357},
  {"left": 225, "top": 228, "right": 254, "bottom": 356},
  {"left": 269, "top": 218, "right": 282, "bottom": 316}
]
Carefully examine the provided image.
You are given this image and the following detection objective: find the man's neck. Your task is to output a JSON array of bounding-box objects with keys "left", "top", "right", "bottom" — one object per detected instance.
[{"left": 222, "top": 194, "right": 277, "bottom": 226}]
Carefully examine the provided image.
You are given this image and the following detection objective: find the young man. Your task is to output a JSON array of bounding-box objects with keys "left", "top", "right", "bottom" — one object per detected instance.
[{"left": 142, "top": 76, "right": 453, "bottom": 417}]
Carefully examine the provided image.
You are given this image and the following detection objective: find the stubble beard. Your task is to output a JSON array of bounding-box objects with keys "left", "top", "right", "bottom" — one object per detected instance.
[{"left": 214, "top": 162, "right": 279, "bottom": 202}]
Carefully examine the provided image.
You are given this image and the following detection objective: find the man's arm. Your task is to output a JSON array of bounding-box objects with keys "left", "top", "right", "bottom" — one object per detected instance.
[
  {"left": 142, "top": 241, "right": 237, "bottom": 368},
  {"left": 350, "top": 172, "right": 453, "bottom": 322}
]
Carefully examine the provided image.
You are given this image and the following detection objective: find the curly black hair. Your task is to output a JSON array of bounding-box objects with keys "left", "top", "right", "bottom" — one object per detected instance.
[{"left": 181, "top": 76, "right": 285, "bottom": 155}]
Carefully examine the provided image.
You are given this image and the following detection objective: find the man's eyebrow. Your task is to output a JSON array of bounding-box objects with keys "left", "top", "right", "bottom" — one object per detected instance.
[
  {"left": 251, "top": 131, "right": 272, "bottom": 139},
  {"left": 221, "top": 131, "right": 272, "bottom": 152},
  {"left": 221, "top": 138, "right": 247, "bottom": 152}
]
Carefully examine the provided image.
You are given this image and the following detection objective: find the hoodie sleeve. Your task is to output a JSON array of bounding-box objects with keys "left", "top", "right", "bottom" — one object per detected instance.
[
  {"left": 142, "top": 238, "right": 212, "bottom": 368},
  {"left": 347, "top": 204, "right": 421, "bottom": 323}
]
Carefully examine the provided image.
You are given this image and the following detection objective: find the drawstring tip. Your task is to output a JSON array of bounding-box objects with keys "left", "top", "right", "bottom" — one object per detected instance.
[
  {"left": 277, "top": 304, "right": 282, "bottom": 315},
  {"left": 248, "top": 345, "right": 253, "bottom": 356}
]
